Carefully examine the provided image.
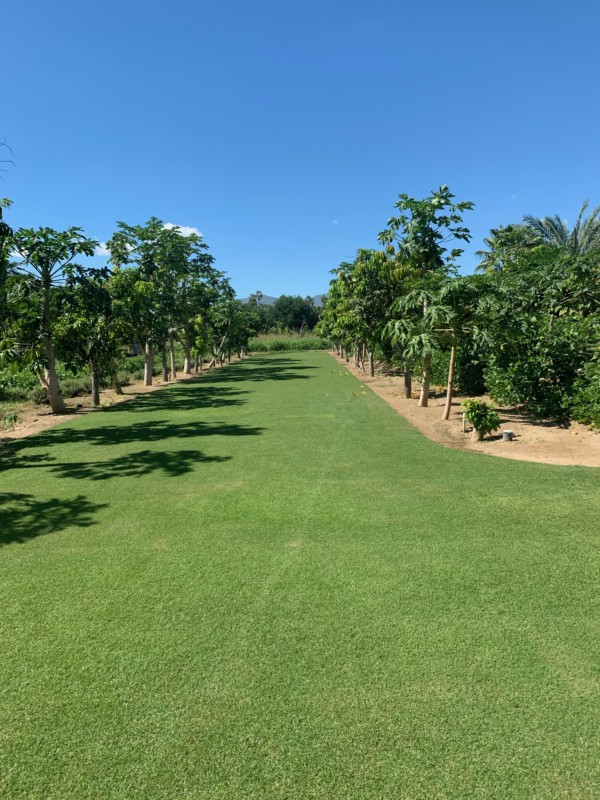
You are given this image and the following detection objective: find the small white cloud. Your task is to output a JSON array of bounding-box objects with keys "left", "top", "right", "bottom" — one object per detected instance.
[
  {"left": 164, "top": 222, "right": 203, "bottom": 237},
  {"left": 509, "top": 194, "right": 518, "bottom": 201},
  {"left": 95, "top": 242, "right": 110, "bottom": 257},
  {"left": 331, "top": 219, "right": 339, "bottom": 225}
]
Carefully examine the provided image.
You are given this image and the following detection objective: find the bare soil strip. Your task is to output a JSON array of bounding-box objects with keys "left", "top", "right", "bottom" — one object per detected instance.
[
  {"left": 331, "top": 352, "right": 600, "bottom": 467},
  {"left": 0, "top": 360, "right": 238, "bottom": 445}
]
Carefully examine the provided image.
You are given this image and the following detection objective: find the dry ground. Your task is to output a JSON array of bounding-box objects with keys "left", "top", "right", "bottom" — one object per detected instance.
[
  {"left": 0, "top": 361, "right": 234, "bottom": 445},
  {"left": 332, "top": 352, "right": 600, "bottom": 467}
]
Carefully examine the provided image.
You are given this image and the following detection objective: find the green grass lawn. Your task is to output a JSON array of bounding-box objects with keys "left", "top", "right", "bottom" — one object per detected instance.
[{"left": 1, "top": 351, "right": 599, "bottom": 799}]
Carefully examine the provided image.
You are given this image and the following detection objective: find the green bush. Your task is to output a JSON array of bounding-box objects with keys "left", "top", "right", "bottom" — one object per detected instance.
[
  {"left": 28, "top": 386, "right": 48, "bottom": 405},
  {"left": 2, "top": 411, "right": 22, "bottom": 430},
  {"left": 61, "top": 376, "right": 92, "bottom": 398},
  {"left": 0, "top": 385, "right": 30, "bottom": 402},
  {"left": 568, "top": 359, "right": 600, "bottom": 427},
  {"left": 249, "top": 334, "right": 329, "bottom": 352},
  {"left": 0, "top": 368, "right": 39, "bottom": 401},
  {"left": 115, "top": 371, "right": 134, "bottom": 388},
  {"left": 117, "top": 354, "right": 146, "bottom": 374},
  {"left": 462, "top": 399, "right": 501, "bottom": 440},
  {"left": 456, "top": 350, "right": 486, "bottom": 396}
]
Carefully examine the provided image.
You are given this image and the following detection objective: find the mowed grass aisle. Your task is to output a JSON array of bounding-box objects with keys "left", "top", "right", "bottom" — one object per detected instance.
[{"left": 0, "top": 352, "right": 599, "bottom": 799}]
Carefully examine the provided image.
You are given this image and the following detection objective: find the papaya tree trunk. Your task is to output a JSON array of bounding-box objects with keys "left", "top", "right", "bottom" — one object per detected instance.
[
  {"left": 161, "top": 342, "right": 168, "bottom": 382},
  {"left": 90, "top": 363, "right": 101, "bottom": 407},
  {"left": 169, "top": 332, "right": 177, "bottom": 379},
  {"left": 183, "top": 323, "right": 192, "bottom": 374},
  {"left": 404, "top": 359, "right": 412, "bottom": 399},
  {"left": 207, "top": 332, "right": 229, "bottom": 369},
  {"left": 369, "top": 350, "right": 375, "bottom": 377},
  {"left": 40, "top": 334, "right": 67, "bottom": 413},
  {"left": 110, "top": 357, "right": 124, "bottom": 394},
  {"left": 39, "top": 281, "right": 67, "bottom": 413},
  {"left": 418, "top": 353, "right": 431, "bottom": 407},
  {"left": 441, "top": 339, "right": 457, "bottom": 421},
  {"left": 418, "top": 296, "right": 430, "bottom": 407},
  {"left": 394, "top": 344, "right": 412, "bottom": 399},
  {"left": 144, "top": 341, "right": 153, "bottom": 386}
]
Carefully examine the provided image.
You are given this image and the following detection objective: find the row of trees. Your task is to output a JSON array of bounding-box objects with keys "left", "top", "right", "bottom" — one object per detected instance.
[
  {"left": 317, "top": 187, "right": 600, "bottom": 425},
  {"left": 0, "top": 208, "right": 258, "bottom": 414},
  {"left": 247, "top": 292, "right": 321, "bottom": 332}
]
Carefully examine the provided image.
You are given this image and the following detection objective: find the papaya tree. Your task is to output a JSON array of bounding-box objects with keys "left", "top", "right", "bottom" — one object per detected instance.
[
  {"left": 0, "top": 198, "right": 13, "bottom": 329},
  {"left": 107, "top": 265, "right": 161, "bottom": 384},
  {"left": 106, "top": 218, "right": 173, "bottom": 385},
  {"left": 56, "top": 267, "right": 115, "bottom": 406},
  {"left": 7, "top": 227, "right": 97, "bottom": 413},
  {"left": 173, "top": 231, "right": 218, "bottom": 373},
  {"left": 378, "top": 186, "right": 473, "bottom": 406},
  {"left": 387, "top": 275, "right": 484, "bottom": 419}
]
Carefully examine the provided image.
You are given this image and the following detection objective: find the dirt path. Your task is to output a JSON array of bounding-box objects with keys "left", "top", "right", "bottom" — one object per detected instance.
[
  {"left": 0, "top": 360, "right": 237, "bottom": 445},
  {"left": 331, "top": 353, "right": 600, "bottom": 468}
]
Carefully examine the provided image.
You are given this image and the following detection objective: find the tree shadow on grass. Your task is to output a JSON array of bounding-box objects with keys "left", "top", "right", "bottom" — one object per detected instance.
[
  {"left": 0, "top": 419, "right": 262, "bottom": 482},
  {"left": 2, "top": 449, "right": 232, "bottom": 481},
  {"left": 206, "top": 357, "right": 317, "bottom": 384},
  {"left": 0, "top": 492, "right": 108, "bottom": 547},
  {"left": 2, "top": 419, "right": 265, "bottom": 456},
  {"left": 113, "top": 385, "right": 250, "bottom": 414}
]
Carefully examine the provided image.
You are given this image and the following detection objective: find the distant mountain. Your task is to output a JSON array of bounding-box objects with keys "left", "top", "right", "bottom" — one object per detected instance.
[{"left": 239, "top": 293, "right": 327, "bottom": 307}]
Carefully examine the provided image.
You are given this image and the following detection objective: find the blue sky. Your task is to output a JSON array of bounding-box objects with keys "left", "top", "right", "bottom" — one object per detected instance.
[{"left": 3, "top": 0, "right": 599, "bottom": 297}]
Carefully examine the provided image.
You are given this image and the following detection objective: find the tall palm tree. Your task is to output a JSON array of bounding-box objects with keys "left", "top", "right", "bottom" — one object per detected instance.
[
  {"left": 475, "top": 224, "right": 539, "bottom": 272},
  {"left": 523, "top": 200, "right": 600, "bottom": 255}
]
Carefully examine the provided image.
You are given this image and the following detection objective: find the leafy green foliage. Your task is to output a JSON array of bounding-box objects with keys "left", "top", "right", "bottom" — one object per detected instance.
[
  {"left": 377, "top": 184, "right": 474, "bottom": 274},
  {"left": 523, "top": 200, "right": 600, "bottom": 255},
  {"left": 477, "top": 250, "right": 600, "bottom": 418},
  {"left": 248, "top": 294, "right": 320, "bottom": 333},
  {"left": 1, "top": 410, "right": 20, "bottom": 429},
  {"left": 461, "top": 399, "right": 501, "bottom": 438},
  {"left": 0, "top": 198, "right": 13, "bottom": 328},
  {"left": 568, "top": 357, "right": 600, "bottom": 427},
  {"left": 249, "top": 333, "right": 328, "bottom": 352}
]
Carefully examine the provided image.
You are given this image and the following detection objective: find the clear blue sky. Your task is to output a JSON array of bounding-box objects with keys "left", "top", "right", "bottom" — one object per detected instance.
[{"left": 3, "top": 0, "right": 599, "bottom": 297}]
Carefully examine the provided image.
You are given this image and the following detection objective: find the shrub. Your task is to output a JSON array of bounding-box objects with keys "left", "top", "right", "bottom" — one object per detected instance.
[
  {"left": 456, "top": 351, "right": 487, "bottom": 396},
  {"left": 28, "top": 386, "right": 48, "bottom": 405},
  {"left": 0, "top": 368, "right": 39, "bottom": 401},
  {"left": 61, "top": 376, "right": 92, "bottom": 398},
  {"left": 414, "top": 351, "right": 449, "bottom": 387},
  {"left": 249, "top": 334, "right": 329, "bottom": 352},
  {"left": 0, "top": 385, "right": 30, "bottom": 402},
  {"left": 115, "top": 371, "right": 134, "bottom": 388},
  {"left": 2, "top": 411, "right": 21, "bottom": 430},
  {"left": 462, "top": 399, "right": 501, "bottom": 441},
  {"left": 117, "top": 354, "right": 146, "bottom": 374},
  {"left": 568, "top": 359, "right": 600, "bottom": 428},
  {"left": 411, "top": 349, "right": 486, "bottom": 395}
]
